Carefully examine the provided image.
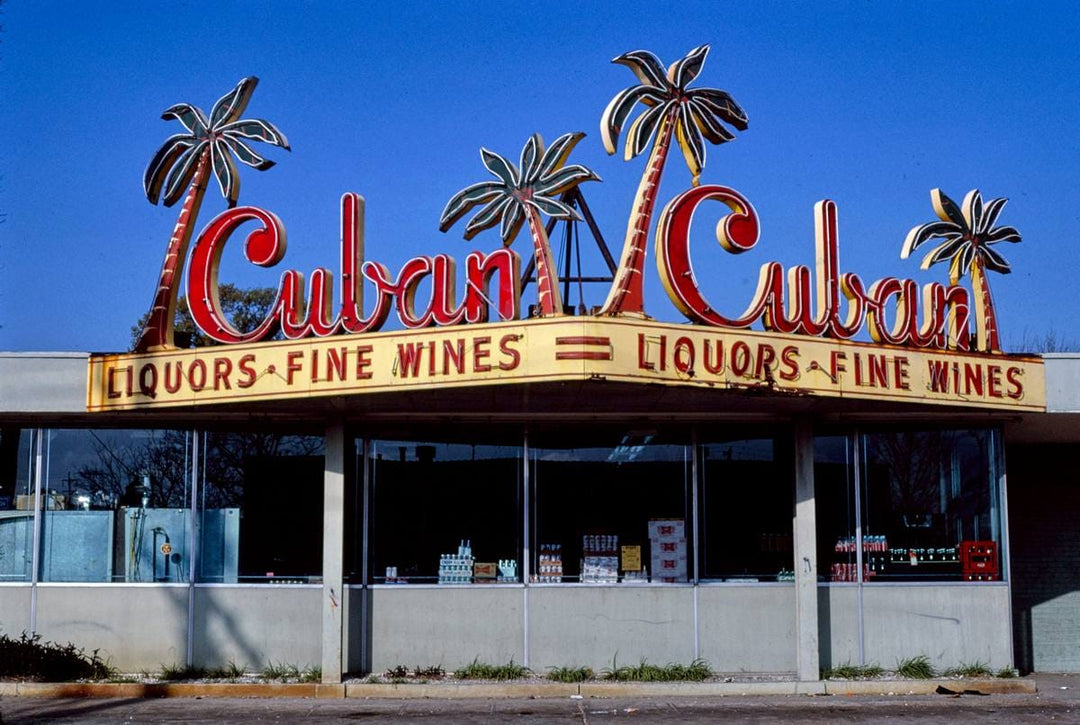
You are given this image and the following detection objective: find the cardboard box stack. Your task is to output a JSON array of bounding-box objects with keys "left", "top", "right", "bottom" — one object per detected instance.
[
  {"left": 648, "top": 519, "right": 687, "bottom": 583},
  {"left": 581, "top": 534, "right": 618, "bottom": 583}
]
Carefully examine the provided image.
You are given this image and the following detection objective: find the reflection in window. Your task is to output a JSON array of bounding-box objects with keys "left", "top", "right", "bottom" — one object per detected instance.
[
  {"left": 200, "top": 433, "right": 324, "bottom": 583},
  {"left": 531, "top": 433, "right": 689, "bottom": 583},
  {"left": 700, "top": 437, "right": 792, "bottom": 582},
  {"left": 863, "top": 429, "right": 1001, "bottom": 581},
  {"left": 368, "top": 440, "right": 521, "bottom": 584},
  {"left": 0, "top": 428, "right": 36, "bottom": 582},
  {"left": 29, "top": 429, "right": 194, "bottom": 583}
]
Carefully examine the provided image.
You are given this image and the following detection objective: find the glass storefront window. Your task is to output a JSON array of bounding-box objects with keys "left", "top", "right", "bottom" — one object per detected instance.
[
  {"left": 862, "top": 429, "right": 1002, "bottom": 582},
  {"left": 0, "top": 428, "right": 36, "bottom": 582},
  {"left": 368, "top": 439, "right": 521, "bottom": 584},
  {"left": 815, "top": 435, "right": 860, "bottom": 583},
  {"left": 699, "top": 437, "right": 792, "bottom": 582},
  {"left": 530, "top": 431, "right": 689, "bottom": 584},
  {"left": 199, "top": 432, "right": 324, "bottom": 583},
  {"left": 34, "top": 429, "right": 194, "bottom": 583}
]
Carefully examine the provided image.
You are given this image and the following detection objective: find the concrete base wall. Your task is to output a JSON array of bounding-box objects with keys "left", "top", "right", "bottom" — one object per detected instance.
[
  {"left": 34, "top": 585, "right": 188, "bottom": 670},
  {"left": 698, "top": 585, "right": 795, "bottom": 673},
  {"left": 369, "top": 586, "right": 524, "bottom": 672},
  {"left": 818, "top": 585, "right": 859, "bottom": 667},
  {"left": 0, "top": 585, "right": 31, "bottom": 635},
  {"left": 192, "top": 586, "right": 320, "bottom": 671},
  {"left": 528, "top": 586, "right": 694, "bottom": 671},
  {"left": 819, "top": 584, "right": 1012, "bottom": 671}
]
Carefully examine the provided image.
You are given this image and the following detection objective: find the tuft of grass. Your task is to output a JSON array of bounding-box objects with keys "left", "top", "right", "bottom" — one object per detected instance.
[
  {"left": 0, "top": 632, "right": 114, "bottom": 682},
  {"left": 261, "top": 661, "right": 307, "bottom": 681},
  {"left": 944, "top": 660, "right": 992, "bottom": 678},
  {"left": 821, "top": 662, "right": 884, "bottom": 680},
  {"left": 204, "top": 661, "right": 246, "bottom": 680},
  {"left": 413, "top": 665, "right": 445, "bottom": 679},
  {"left": 384, "top": 665, "right": 409, "bottom": 679},
  {"left": 996, "top": 667, "right": 1018, "bottom": 679},
  {"left": 299, "top": 666, "right": 321, "bottom": 683},
  {"left": 159, "top": 663, "right": 207, "bottom": 681},
  {"left": 454, "top": 658, "right": 530, "bottom": 681},
  {"left": 896, "top": 655, "right": 935, "bottom": 679},
  {"left": 548, "top": 666, "right": 594, "bottom": 683},
  {"left": 600, "top": 656, "right": 712, "bottom": 682}
]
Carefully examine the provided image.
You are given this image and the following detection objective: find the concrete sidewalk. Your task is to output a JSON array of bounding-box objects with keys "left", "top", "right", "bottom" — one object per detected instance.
[
  {"left": 0, "top": 674, "right": 1075, "bottom": 724},
  {"left": 0, "top": 675, "right": 1040, "bottom": 700}
]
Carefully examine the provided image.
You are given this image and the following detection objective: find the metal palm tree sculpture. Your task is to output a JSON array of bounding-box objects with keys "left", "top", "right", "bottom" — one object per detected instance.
[
  {"left": 440, "top": 132, "right": 600, "bottom": 317},
  {"left": 597, "top": 44, "right": 748, "bottom": 316},
  {"left": 902, "top": 189, "right": 1021, "bottom": 352},
  {"left": 134, "top": 77, "right": 290, "bottom": 352}
]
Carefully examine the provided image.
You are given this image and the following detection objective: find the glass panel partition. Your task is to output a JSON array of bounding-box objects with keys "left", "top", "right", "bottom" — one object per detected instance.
[
  {"left": 368, "top": 439, "right": 521, "bottom": 584},
  {"left": 814, "top": 435, "right": 861, "bottom": 582},
  {"left": 35, "top": 429, "right": 193, "bottom": 583},
  {"left": 530, "top": 431, "right": 689, "bottom": 583},
  {"left": 862, "top": 429, "right": 1002, "bottom": 581},
  {"left": 699, "top": 437, "right": 791, "bottom": 582},
  {"left": 0, "top": 428, "right": 36, "bottom": 582},
  {"left": 199, "top": 432, "right": 324, "bottom": 583}
]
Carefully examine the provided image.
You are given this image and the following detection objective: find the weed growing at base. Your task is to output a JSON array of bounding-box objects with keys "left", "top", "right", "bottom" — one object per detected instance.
[
  {"left": 454, "top": 658, "right": 530, "bottom": 680},
  {"left": 0, "top": 632, "right": 114, "bottom": 682},
  {"left": 600, "top": 656, "right": 712, "bottom": 682},
  {"left": 896, "top": 655, "right": 935, "bottom": 679},
  {"left": 548, "top": 665, "right": 594, "bottom": 683}
]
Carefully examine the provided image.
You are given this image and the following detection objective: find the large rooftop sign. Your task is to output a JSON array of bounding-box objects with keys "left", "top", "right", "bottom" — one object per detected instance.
[{"left": 88, "top": 45, "right": 1045, "bottom": 412}]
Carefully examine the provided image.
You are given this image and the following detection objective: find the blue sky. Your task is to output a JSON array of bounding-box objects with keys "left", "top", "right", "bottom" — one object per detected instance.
[{"left": 2, "top": 1, "right": 1078, "bottom": 352}]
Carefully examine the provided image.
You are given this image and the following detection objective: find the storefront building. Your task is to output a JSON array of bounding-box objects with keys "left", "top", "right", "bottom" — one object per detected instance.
[{"left": 3, "top": 63, "right": 1080, "bottom": 681}]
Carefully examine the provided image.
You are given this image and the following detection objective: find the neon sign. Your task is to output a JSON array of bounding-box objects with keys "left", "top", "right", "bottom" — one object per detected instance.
[{"left": 132, "top": 47, "right": 1022, "bottom": 357}]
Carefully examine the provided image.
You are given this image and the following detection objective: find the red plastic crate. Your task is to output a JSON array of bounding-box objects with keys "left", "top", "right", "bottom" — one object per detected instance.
[{"left": 960, "top": 540, "right": 998, "bottom": 581}]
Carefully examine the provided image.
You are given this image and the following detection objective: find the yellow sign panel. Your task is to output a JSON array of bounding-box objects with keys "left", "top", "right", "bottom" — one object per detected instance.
[
  {"left": 621, "top": 546, "right": 642, "bottom": 573},
  {"left": 87, "top": 319, "right": 1046, "bottom": 412}
]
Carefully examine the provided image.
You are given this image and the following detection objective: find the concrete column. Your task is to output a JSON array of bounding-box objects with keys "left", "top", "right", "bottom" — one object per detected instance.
[
  {"left": 322, "top": 423, "right": 346, "bottom": 683},
  {"left": 793, "top": 419, "right": 820, "bottom": 681}
]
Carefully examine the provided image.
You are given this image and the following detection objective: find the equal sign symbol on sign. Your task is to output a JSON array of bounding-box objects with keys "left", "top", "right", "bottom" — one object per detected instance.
[{"left": 554, "top": 336, "right": 613, "bottom": 361}]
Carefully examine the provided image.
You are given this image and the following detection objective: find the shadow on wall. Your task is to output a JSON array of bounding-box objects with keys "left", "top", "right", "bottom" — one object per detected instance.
[{"left": 1006, "top": 444, "right": 1080, "bottom": 673}]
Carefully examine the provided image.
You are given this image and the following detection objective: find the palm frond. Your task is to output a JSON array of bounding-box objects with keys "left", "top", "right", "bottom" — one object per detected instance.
[
  {"left": 221, "top": 119, "right": 290, "bottom": 149},
  {"left": 499, "top": 202, "right": 525, "bottom": 246},
  {"left": 211, "top": 140, "right": 241, "bottom": 207},
  {"left": 930, "top": 188, "right": 967, "bottom": 228},
  {"left": 527, "top": 196, "right": 579, "bottom": 220},
  {"left": 676, "top": 103, "right": 705, "bottom": 185},
  {"left": 162, "top": 141, "right": 208, "bottom": 206},
  {"left": 462, "top": 194, "right": 513, "bottom": 240},
  {"left": 978, "top": 197, "right": 1008, "bottom": 235},
  {"left": 624, "top": 101, "right": 670, "bottom": 160},
  {"left": 613, "top": 49, "right": 667, "bottom": 87},
  {"left": 145, "top": 135, "right": 195, "bottom": 204},
  {"left": 901, "top": 220, "right": 961, "bottom": 259},
  {"left": 161, "top": 103, "right": 209, "bottom": 135},
  {"left": 688, "top": 98, "right": 736, "bottom": 145},
  {"left": 690, "top": 90, "right": 749, "bottom": 131},
  {"left": 480, "top": 148, "right": 518, "bottom": 186},
  {"left": 535, "top": 164, "right": 599, "bottom": 197},
  {"left": 537, "top": 132, "right": 586, "bottom": 179},
  {"left": 962, "top": 190, "right": 983, "bottom": 231},
  {"left": 983, "top": 225, "right": 1021, "bottom": 245},
  {"left": 222, "top": 135, "right": 274, "bottom": 170},
  {"left": 209, "top": 77, "right": 259, "bottom": 129},
  {"left": 981, "top": 244, "right": 1012, "bottom": 274},
  {"left": 667, "top": 44, "right": 710, "bottom": 89},
  {"left": 519, "top": 134, "right": 543, "bottom": 183},
  {"left": 438, "top": 182, "right": 504, "bottom": 231}
]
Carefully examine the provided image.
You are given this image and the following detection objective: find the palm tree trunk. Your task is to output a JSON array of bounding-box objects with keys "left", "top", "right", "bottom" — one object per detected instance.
[
  {"left": 134, "top": 151, "right": 211, "bottom": 352},
  {"left": 524, "top": 205, "right": 563, "bottom": 316},
  {"left": 969, "top": 255, "right": 1000, "bottom": 352},
  {"left": 597, "top": 106, "right": 678, "bottom": 317}
]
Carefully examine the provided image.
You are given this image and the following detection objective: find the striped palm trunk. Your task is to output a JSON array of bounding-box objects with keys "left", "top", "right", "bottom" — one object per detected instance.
[
  {"left": 134, "top": 151, "right": 211, "bottom": 352},
  {"left": 524, "top": 205, "right": 564, "bottom": 317},
  {"left": 969, "top": 255, "right": 1000, "bottom": 353},
  {"left": 598, "top": 107, "right": 678, "bottom": 317}
]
